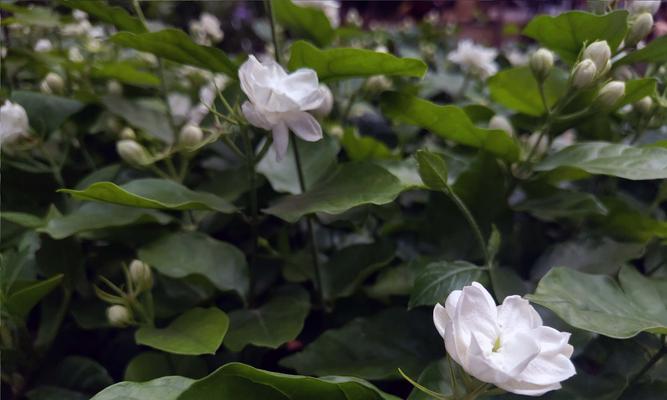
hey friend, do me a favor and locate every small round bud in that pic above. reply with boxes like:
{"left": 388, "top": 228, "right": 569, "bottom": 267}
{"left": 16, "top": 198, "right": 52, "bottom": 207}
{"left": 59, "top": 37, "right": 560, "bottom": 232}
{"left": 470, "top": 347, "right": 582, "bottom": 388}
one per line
{"left": 489, "top": 115, "right": 514, "bottom": 136}
{"left": 365, "top": 75, "right": 392, "bottom": 93}
{"left": 312, "top": 85, "right": 333, "bottom": 118}
{"left": 529, "top": 48, "right": 554, "bottom": 82}
{"left": 116, "top": 139, "right": 150, "bottom": 166}
{"left": 634, "top": 96, "right": 653, "bottom": 114}
{"left": 626, "top": 13, "right": 653, "bottom": 47}
{"left": 179, "top": 124, "right": 204, "bottom": 147}
{"left": 595, "top": 81, "right": 625, "bottom": 108}
{"left": 583, "top": 40, "right": 611, "bottom": 71}
{"left": 106, "top": 305, "right": 132, "bottom": 327}
{"left": 571, "top": 59, "right": 597, "bottom": 88}
{"left": 107, "top": 80, "right": 123, "bottom": 96}
{"left": 41, "top": 72, "right": 65, "bottom": 94}
{"left": 129, "top": 259, "right": 152, "bottom": 292}
{"left": 120, "top": 127, "right": 136, "bottom": 140}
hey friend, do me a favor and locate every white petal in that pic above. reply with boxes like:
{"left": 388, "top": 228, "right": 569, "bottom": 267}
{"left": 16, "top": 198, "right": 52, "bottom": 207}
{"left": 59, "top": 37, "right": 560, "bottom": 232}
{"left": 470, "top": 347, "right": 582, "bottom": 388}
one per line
{"left": 444, "top": 289, "right": 462, "bottom": 319}
{"left": 271, "top": 122, "right": 290, "bottom": 161}
{"left": 433, "top": 303, "right": 448, "bottom": 338}
{"left": 284, "top": 111, "right": 323, "bottom": 142}
{"left": 519, "top": 353, "right": 576, "bottom": 386}
{"left": 531, "top": 326, "right": 573, "bottom": 357}
{"left": 238, "top": 55, "right": 263, "bottom": 104}
{"left": 496, "top": 379, "right": 562, "bottom": 397}
{"left": 454, "top": 282, "right": 498, "bottom": 346}
{"left": 497, "top": 296, "right": 542, "bottom": 336}
{"left": 282, "top": 68, "right": 323, "bottom": 109}
{"left": 500, "top": 330, "right": 541, "bottom": 376}
{"left": 242, "top": 101, "right": 272, "bottom": 131}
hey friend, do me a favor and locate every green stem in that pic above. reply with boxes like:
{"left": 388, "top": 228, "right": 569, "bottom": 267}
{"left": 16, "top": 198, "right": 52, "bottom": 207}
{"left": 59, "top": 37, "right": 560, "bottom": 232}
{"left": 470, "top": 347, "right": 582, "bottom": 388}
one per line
{"left": 628, "top": 335, "right": 667, "bottom": 387}
{"left": 242, "top": 128, "right": 259, "bottom": 305}
{"left": 446, "top": 188, "right": 490, "bottom": 266}
{"left": 131, "top": 0, "right": 147, "bottom": 25}
{"left": 255, "top": 136, "right": 274, "bottom": 165}
{"left": 264, "top": 0, "right": 282, "bottom": 65}
{"left": 220, "top": 134, "right": 245, "bottom": 159}
{"left": 537, "top": 80, "right": 550, "bottom": 116}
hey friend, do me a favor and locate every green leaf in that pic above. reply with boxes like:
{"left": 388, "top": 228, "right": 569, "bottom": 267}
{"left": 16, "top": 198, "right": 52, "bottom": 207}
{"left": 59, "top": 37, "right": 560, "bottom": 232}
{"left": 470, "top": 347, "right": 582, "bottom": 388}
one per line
{"left": 341, "top": 129, "right": 394, "bottom": 161}
{"left": 523, "top": 10, "right": 628, "bottom": 63}
{"left": 6, "top": 274, "right": 63, "bottom": 319}
{"left": 225, "top": 286, "right": 310, "bottom": 352}
{"left": 535, "top": 142, "right": 667, "bottom": 180}
{"left": 10, "top": 91, "right": 84, "bottom": 135}
{"left": 513, "top": 189, "right": 608, "bottom": 221}
{"left": 488, "top": 66, "right": 567, "bottom": 116}
{"left": 616, "top": 36, "right": 667, "bottom": 66}
{"left": 110, "top": 29, "right": 237, "bottom": 78}
{"left": 415, "top": 149, "right": 449, "bottom": 192}
{"left": 1, "top": 211, "right": 45, "bottom": 228}
{"left": 124, "top": 352, "right": 208, "bottom": 382}
{"left": 409, "top": 261, "right": 484, "bottom": 308}
{"left": 39, "top": 203, "right": 171, "bottom": 240}
{"left": 274, "top": 0, "right": 334, "bottom": 46}
{"left": 60, "top": 179, "right": 235, "bottom": 213}
{"left": 288, "top": 41, "right": 427, "bottom": 81}
{"left": 257, "top": 135, "right": 339, "bottom": 195}
{"left": 59, "top": 0, "right": 146, "bottom": 34}
{"left": 91, "top": 376, "right": 194, "bottom": 400}
{"left": 322, "top": 240, "right": 395, "bottom": 301}
{"left": 101, "top": 96, "right": 173, "bottom": 142}
{"left": 380, "top": 92, "right": 520, "bottom": 161}
{"left": 91, "top": 62, "right": 160, "bottom": 86}
{"left": 263, "top": 162, "right": 412, "bottom": 223}
{"left": 616, "top": 78, "right": 657, "bottom": 109}
{"left": 527, "top": 266, "right": 667, "bottom": 338}
{"left": 26, "top": 386, "right": 88, "bottom": 400}
{"left": 280, "top": 308, "right": 441, "bottom": 380}
{"left": 135, "top": 307, "right": 229, "bottom": 355}
{"left": 0, "top": 4, "right": 61, "bottom": 27}
{"left": 138, "top": 231, "right": 249, "bottom": 300}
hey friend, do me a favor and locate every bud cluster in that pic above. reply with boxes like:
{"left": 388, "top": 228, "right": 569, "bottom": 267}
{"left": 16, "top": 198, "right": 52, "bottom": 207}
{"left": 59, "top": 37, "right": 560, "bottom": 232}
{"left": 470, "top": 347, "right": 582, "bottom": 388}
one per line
{"left": 95, "top": 259, "right": 154, "bottom": 328}
{"left": 571, "top": 41, "right": 611, "bottom": 89}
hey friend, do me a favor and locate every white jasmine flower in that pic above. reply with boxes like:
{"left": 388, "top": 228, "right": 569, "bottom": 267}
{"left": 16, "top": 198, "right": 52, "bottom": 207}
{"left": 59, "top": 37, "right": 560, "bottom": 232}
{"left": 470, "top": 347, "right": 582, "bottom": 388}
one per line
{"left": 168, "top": 93, "right": 193, "bottom": 123}
{"left": 627, "top": 0, "right": 661, "bottom": 15}
{"left": 293, "top": 0, "right": 340, "bottom": 27}
{"left": 434, "top": 282, "right": 575, "bottom": 396}
{"left": 190, "top": 12, "right": 224, "bottom": 45}
{"left": 34, "top": 39, "right": 53, "bottom": 52}
{"left": 448, "top": 39, "right": 499, "bottom": 79}
{"left": 0, "top": 100, "right": 30, "bottom": 146}
{"left": 239, "top": 55, "right": 326, "bottom": 160}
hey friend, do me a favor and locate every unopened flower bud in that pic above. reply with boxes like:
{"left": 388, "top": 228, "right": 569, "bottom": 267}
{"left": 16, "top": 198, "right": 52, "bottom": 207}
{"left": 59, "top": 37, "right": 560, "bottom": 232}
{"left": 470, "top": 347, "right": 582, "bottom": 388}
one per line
{"left": 626, "top": 13, "right": 653, "bottom": 47}
{"left": 116, "top": 139, "right": 150, "bottom": 166}
{"left": 120, "top": 127, "right": 136, "bottom": 140}
{"left": 179, "top": 124, "right": 204, "bottom": 147}
{"left": 129, "top": 259, "right": 152, "bottom": 291}
{"left": 365, "top": 75, "right": 392, "bottom": 93}
{"left": 571, "top": 59, "right": 597, "bottom": 88}
{"left": 583, "top": 41, "right": 611, "bottom": 71}
{"left": 489, "top": 115, "right": 514, "bottom": 136}
{"left": 106, "top": 305, "right": 132, "bottom": 327}
{"left": 634, "top": 96, "right": 653, "bottom": 114}
{"left": 41, "top": 72, "right": 65, "bottom": 94}
{"left": 313, "top": 85, "right": 334, "bottom": 117}
{"left": 107, "top": 80, "right": 123, "bottom": 95}
{"left": 595, "top": 81, "right": 625, "bottom": 108}
{"left": 529, "top": 48, "right": 554, "bottom": 82}
{"left": 628, "top": 0, "right": 661, "bottom": 15}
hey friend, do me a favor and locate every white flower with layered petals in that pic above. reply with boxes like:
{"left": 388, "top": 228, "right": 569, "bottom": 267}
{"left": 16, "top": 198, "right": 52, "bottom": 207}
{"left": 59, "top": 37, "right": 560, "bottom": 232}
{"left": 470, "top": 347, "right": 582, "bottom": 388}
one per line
{"left": 448, "top": 40, "right": 499, "bottom": 79}
{"left": 433, "top": 282, "right": 575, "bottom": 396}
{"left": 239, "top": 55, "right": 326, "bottom": 160}
{"left": 0, "top": 100, "right": 30, "bottom": 146}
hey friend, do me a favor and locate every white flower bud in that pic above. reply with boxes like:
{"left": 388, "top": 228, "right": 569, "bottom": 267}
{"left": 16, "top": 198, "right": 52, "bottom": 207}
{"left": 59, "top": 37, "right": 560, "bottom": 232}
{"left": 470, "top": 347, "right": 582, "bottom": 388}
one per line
{"left": 129, "top": 259, "right": 152, "bottom": 292}
{"left": 571, "top": 59, "right": 597, "bottom": 88}
{"left": 312, "top": 84, "right": 334, "bottom": 118}
{"left": 41, "top": 72, "right": 65, "bottom": 94}
{"left": 0, "top": 100, "right": 30, "bottom": 146}
{"left": 120, "top": 127, "right": 136, "bottom": 140}
{"left": 595, "top": 81, "right": 625, "bottom": 108}
{"left": 626, "top": 13, "right": 654, "bottom": 47}
{"left": 489, "top": 115, "right": 514, "bottom": 136}
{"left": 634, "top": 96, "right": 653, "bottom": 114}
{"left": 628, "top": 0, "right": 661, "bottom": 15}
{"left": 106, "top": 305, "right": 132, "bottom": 327}
{"left": 365, "top": 75, "right": 392, "bottom": 93}
{"left": 116, "top": 139, "right": 151, "bottom": 166}
{"left": 583, "top": 40, "right": 611, "bottom": 71}
{"left": 34, "top": 39, "right": 53, "bottom": 52}
{"left": 529, "top": 48, "right": 554, "bottom": 82}
{"left": 107, "top": 80, "right": 123, "bottom": 95}
{"left": 179, "top": 124, "right": 204, "bottom": 147}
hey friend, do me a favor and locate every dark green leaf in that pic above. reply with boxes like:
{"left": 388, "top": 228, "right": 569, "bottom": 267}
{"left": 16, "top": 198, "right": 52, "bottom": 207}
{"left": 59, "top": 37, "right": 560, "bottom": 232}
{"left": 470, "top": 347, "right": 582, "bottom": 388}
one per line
{"left": 10, "top": 91, "right": 84, "bottom": 135}
{"left": 341, "top": 129, "right": 395, "bottom": 161}
{"left": 91, "top": 376, "right": 193, "bottom": 400}
{"left": 513, "top": 189, "right": 608, "bottom": 221}
{"left": 381, "top": 92, "right": 520, "bottom": 161}
{"left": 409, "top": 261, "right": 484, "bottom": 308}
{"left": 288, "top": 41, "right": 427, "bottom": 81}
{"left": 6, "top": 274, "right": 63, "bottom": 319}
{"left": 124, "top": 352, "right": 208, "bottom": 382}
{"left": 415, "top": 149, "right": 449, "bottom": 192}
{"left": 135, "top": 307, "right": 229, "bottom": 355}
{"left": 274, "top": 0, "right": 334, "bottom": 46}
{"left": 60, "top": 179, "right": 235, "bottom": 213}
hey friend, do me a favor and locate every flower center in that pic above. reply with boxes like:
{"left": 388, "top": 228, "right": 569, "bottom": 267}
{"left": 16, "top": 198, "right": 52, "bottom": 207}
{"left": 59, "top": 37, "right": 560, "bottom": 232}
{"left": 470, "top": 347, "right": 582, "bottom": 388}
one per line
{"left": 492, "top": 336, "right": 502, "bottom": 353}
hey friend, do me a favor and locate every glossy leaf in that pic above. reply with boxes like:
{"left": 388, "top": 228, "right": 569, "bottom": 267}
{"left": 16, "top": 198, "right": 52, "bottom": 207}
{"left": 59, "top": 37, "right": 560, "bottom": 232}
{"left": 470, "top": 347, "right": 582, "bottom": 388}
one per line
{"left": 110, "top": 29, "right": 237, "bottom": 77}
{"left": 10, "top": 91, "right": 84, "bottom": 135}
{"left": 225, "top": 286, "right": 310, "bottom": 352}
{"left": 527, "top": 266, "right": 667, "bottom": 338}
{"left": 91, "top": 376, "right": 193, "bottom": 400}
{"left": 60, "top": 179, "right": 235, "bottom": 213}
{"left": 273, "top": 0, "right": 334, "bottom": 46}
{"left": 523, "top": 10, "right": 628, "bottom": 63}
{"left": 280, "top": 308, "right": 441, "bottom": 379}
{"left": 415, "top": 149, "right": 449, "bottom": 192}
{"left": 59, "top": 0, "right": 146, "bottom": 33}
{"left": 513, "top": 189, "right": 608, "bottom": 221}
{"left": 6, "top": 274, "right": 63, "bottom": 319}
{"left": 138, "top": 231, "right": 249, "bottom": 300}
{"left": 263, "top": 162, "right": 412, "bottom": 222}
{"left": 135, "top": 307, "right": 229, "bottom": 355}
{"left": 124, "top": 352, "right": 208, "bottom": 382}
{"left": 409, "top": 261, "right": 484, "bottom": 308}
{"left": 380, "top": 92, "right": 520, "bottom": 161}
{"left": 288, "top": 41, "right": 427, "bottom": 81}
{"left": 488, "top": 66, "right": 567, "bottom": 116}
{"left": 535, "top": 142, "right": 667, "bottom": 180}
